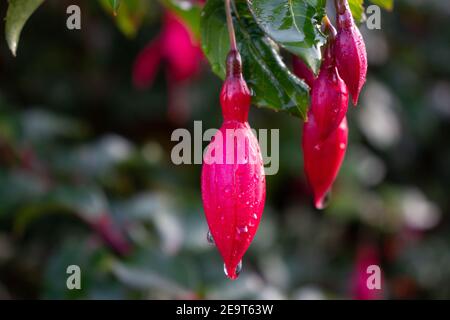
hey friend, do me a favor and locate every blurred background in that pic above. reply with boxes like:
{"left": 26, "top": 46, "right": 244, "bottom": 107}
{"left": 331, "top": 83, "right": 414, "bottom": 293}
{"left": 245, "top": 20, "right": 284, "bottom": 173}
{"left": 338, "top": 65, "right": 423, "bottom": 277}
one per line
{"left": 0, "top": 0, "right": 449, "bottom": 299}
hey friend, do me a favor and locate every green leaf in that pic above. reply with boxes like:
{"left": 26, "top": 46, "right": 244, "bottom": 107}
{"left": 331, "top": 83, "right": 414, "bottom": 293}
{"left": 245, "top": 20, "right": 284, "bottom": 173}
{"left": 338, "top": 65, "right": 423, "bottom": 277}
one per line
{"left": 5, "top": 0, "right": 45, "bottom": 56}
{"left": 247, "top": 0, "right": 326, "bottom": 74}
{"left": 201, "top": 0, "right": 310, "bottom": 119}
{"left": 109, "top": 0, "right": 121, "bottom": 15}
{"left": 13, "top": 185, "right": 109, "bottom": 234}
{"left": 161, "top": 0, "right": 202, "bottom": 40}
{"left": 99, "top": 0, "right": 149, "bottom": 38}
{"left": 348, "top": 0, "right": 365, "bottom": 23}
{"left": 370, "top": 0, "right": 393, "bottom": 11}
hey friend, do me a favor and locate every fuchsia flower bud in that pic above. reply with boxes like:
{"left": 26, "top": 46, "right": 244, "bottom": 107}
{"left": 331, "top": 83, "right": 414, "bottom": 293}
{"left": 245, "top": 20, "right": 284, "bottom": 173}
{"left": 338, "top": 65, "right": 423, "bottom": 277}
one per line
{"left": 201, "top": 50, "right": 266, "bottom": 279}
{"left": 132, "top": 11, "right": 203, "bottom": 123}
{"left": 302, "top": 115, "right": 348, "bottom": 209}
{"left": 132, "top": 11, "right": 202, "bottom": 88}
{"left": 310, "top": 42, "right": 349, "bottom": 140}
{"left": 334, "top": 0, "right": 367, "bottom": 106}
{"left": 300, "top": 17, "right": 350, "bottom": 209}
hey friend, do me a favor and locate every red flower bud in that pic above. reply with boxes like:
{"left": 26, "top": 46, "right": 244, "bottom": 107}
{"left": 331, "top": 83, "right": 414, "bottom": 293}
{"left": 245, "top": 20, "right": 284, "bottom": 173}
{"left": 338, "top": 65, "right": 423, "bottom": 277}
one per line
{"left": 302, "top": 114, "right": 348, "bottom": 209}
{"left": 310, "top": 43, "right": 349, "bottom": 140}
{"left": 201, "top": 50, "right": 266, "bottom": 279}
{"left": 334, "top": 0, "right": 367, "bottom": 105}
{"left": 132, "top": 11, "right": 202, "bottom": 88}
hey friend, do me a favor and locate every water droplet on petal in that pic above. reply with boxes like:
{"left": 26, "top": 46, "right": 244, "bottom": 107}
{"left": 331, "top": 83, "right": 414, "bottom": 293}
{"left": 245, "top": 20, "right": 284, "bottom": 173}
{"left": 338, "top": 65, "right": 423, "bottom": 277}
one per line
{"left": 223, "top": 260, "right": 243, "bottom": 279}
{"left": 223, "top": 264, "right": 229, "bottom": 278}
{"left": 206, "top": 230, "right": 215, "bottom": 245}
{"left": 236, "top": 260, "right": 242, "bottom": 276}
{"left": 236, "top": 225, "right": 248, "bottom": 234}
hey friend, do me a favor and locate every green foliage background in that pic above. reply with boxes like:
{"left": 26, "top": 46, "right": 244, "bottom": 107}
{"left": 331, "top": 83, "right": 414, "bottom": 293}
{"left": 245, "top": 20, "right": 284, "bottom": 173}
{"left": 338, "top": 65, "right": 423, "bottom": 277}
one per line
{"left": 0, "top": 0, "right": 449, "bottom": 299}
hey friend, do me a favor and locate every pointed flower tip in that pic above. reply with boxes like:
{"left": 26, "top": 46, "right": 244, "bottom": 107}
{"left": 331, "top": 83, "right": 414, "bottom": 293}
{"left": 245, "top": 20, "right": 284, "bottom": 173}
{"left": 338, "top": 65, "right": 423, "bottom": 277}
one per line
{"left": 225, "top": 267, "right": 238, "bottom": 280}
{"left": 227, "top": 274, "right": 238, "bottom": 280}
{"left": 352, "top": 94, "right": 360, "bottom": 106}
{"left": 314, "top": 196, "right": 327, "bottom": 210}
{"left": 314, "top": 200, "right": 324, "bottom": 210}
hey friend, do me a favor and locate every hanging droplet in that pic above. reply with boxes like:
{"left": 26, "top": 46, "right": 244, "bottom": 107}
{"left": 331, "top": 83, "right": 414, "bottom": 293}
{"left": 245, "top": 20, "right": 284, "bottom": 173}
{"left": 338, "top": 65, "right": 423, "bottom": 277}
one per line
{"left": 206, "top": 230, "right": 215, "bottom": 245}
{"left": 223, "top": 260, "right": 243, "bottom": 279}
{"left": 316, "top": 190, "right": 332, "bottom": 210}
{"left": 235, "top": 260, "right": 243, "bottom": 275}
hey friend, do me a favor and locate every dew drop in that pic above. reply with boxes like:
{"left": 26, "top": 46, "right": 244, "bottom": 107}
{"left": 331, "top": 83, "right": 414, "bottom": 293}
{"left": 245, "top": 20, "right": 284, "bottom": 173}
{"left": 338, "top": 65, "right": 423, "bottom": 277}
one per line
{"left": 206, "top": 230, "right": 215, "bottom": 245}
{"left": 236, "top": 225, "right": 248, "bottom": 234}
{"left": 223, "top": 260, "right": 243, "bottom": 279}
{"left": 236, "top": 260, "right": 243, "bottom": 275}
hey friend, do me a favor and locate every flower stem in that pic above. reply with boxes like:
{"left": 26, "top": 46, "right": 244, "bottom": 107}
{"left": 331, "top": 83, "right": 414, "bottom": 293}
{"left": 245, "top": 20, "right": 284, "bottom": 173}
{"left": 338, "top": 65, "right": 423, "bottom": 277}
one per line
{"left": 334, "top": 0, "right": 347, "bottom": 15}
{"left": 225, "top": 0, "right": 237, "bottom": 51}
{"left": 322, "top": 16, "right": 337, "bottom": 40}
